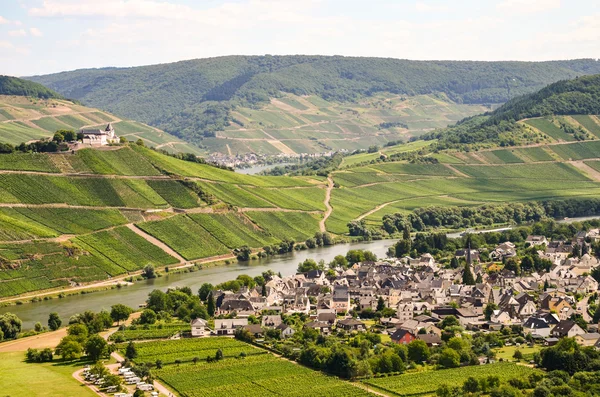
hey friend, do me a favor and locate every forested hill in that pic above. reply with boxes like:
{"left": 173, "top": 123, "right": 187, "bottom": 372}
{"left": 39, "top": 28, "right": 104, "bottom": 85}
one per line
{"left": 424, "top": 73, "right": 600, "bottom": 148}
{"left": 485, "top": 74, "right": 600, "bottom": 124}
{"left": 0, "top": 75, "right": 63, "bottom": 99}
{"left": 27, "top": 56, "right": 600, "bottom": 144}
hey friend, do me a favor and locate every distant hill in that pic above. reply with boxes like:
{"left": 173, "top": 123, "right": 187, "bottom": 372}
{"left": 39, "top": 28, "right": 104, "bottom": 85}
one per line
{"left": 27, "top": 56, "right": 600, "bottom": 149}
{"left": 424, "top": 74, "right": 600, "bottom": 148}
{"left": 0, "top": 94, "right": 201, "bottom": 154}
{"left": 0, "top": 75, "right": 63, "bottom": 99}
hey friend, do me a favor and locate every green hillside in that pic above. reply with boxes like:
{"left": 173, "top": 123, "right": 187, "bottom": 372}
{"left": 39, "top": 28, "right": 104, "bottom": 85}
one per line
{"left": 424, "top": 74, "right": 600, "bottom": 148}
{"left": 0, "top": 75, "right": 62, "bottom": 99}
{"left": 0, "top": 94, "right": 201, "bottom": 154}
{"left": 28, "top": 56, "right": 600, "bottom": 151}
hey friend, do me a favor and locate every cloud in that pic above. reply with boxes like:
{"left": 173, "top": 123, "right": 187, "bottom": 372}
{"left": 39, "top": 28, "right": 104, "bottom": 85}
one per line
{"left": 0, "top": 16, "right": 8, "bottom": 24}
{"left": 30, "top": 27, "right": 43, "bottom": 37}
{"left": 0, "top": 41, "right": 13, "bottom": 49}
{"left": 8, "top": 29, "right": 27, "bottom": 37}
{"left": 497, "top": 0, "right": 561, "bottom": 14}
{"left": 415, "top": 2, "right": 448, "bottom": 12}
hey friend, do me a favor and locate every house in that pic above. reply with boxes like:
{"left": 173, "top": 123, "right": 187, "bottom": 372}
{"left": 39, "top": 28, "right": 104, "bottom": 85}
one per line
{"left": 396, "top": 303, "right": 414, "bottom": 322}
{"left": 332, "top": 286, "right": 351, "bottom": 314}
{"left": 551, "top": 320, "right": 586, "bottom": 338}
{"left": 337, "top": 318, "right": 366, "bottom": 332}
{"left": 317, "top": 312, "right": 337, "bottom": 325}
{"left": 390, "top": 329, "right": 416, "bottom": 345}
{"left": 243, "top": 324, "right": 264, "bottom": 338}
{"left": 523, "top": 316, "right": 552, "bottom": 337}
{"left": 213, "top": 318, "right": 248, "bottom": 335}
{"left": 304, "top": 321, "right": 332, "bottom": 335}
{"left": 276, "top": 323, "right": 295, "bottom": 338}
{"left": 190, "top": 318, "right": 209, "bottom": 337}
{"left": 575, "top": 333, "right": 600, "bottom": 347}
{"left": 416, "top": 333, "right": 442, "bottom": 347}
{"left": 526, "top": 235, "right": 549, "bottom": 246}
{"left": 217, "top": 299, "right": 255, "bottom": 316}
{"left": 81, "top": 123, "right": 118, "bottom": 146}
{"left": 261, "top": 315, "right": 282, "bottom": 328}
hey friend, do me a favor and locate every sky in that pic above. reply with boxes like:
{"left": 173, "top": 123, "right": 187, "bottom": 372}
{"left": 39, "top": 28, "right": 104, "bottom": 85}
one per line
{"left": 0, "top": 0, "right": 599, "bottom": 76}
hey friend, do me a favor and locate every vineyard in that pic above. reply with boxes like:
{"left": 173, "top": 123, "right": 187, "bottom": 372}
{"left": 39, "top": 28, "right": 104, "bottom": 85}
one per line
{"left": 156, "top": 353, "right": 376, "bottom": 397}
{"left": 363, "top": 363, "right": 542, "bottom": 396}
{"left": 108, "top": 323, "right": 191, "bottom": 341}
{"left": 129, "top": 337, "right": 261, "bottom": 364}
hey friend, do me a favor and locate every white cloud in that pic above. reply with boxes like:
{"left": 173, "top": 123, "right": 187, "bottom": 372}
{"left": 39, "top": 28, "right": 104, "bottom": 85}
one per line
{"left": 0, "top": 41, "right": 13, "bottom": 49}
{"left": 8, "top": 29, "right": 27, "bottom": 37}
{"left": 497, "top": 0, "right": 561, "bottom": 14}
{"left": 415, "top": 2, "right": 448, "bottom": 12}
{"left": 0, "top": 16, "right": 8, "bottom": 24}
{"left": 30, "top": 27, "right": 43, "bottom": 37}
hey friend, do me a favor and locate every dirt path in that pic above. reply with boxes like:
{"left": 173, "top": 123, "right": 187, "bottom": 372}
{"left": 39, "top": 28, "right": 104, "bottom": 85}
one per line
{"left": 126, "top": 224, "right": 186, "bottom": 264}
{"left": 320, "top": 176, "right": 334, "bottom": 232}
{"left": 444, "top": 163, "right": 470, "bottom": 177}
{"left": 73, "top": 367, "right": 109, "bottom": 397}
{"left": 356, "top": 200, "right": 401, "bottom": 221}
{"left": 0, "top": 328, "right": 67, "bottom": 352}
{"left": 569, "top": 161, "right": 600, "bottom": 182}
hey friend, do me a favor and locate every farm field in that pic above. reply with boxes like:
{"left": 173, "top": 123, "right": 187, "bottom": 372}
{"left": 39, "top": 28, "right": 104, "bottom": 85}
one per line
{"left": 156, "top": 352, "right": 375, "bottom": 397}
{"left": 363, "top": 362, "right": 542, "bottom": 396}
{"left": 0, "top": 352, "right": 96, "bottom": 397}
{"left": 246, "top": 211, "right": 321, "bottom": 241}
{"left": 524, "top": 118, "right": 576, "bottom": 142}
{"left": 129, "top": 337, "right": 261, "bottom": 364}
{"left": 109, "top": 323, "right": 192, "bottom": 341}
{"left": 210, "top": 93, "right": 486, "bottom": 155}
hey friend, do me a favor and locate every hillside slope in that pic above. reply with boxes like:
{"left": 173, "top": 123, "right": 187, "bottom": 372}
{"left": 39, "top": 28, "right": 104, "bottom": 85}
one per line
{"left": 28, "top": 56, "right": 600, "bottom": 148}
{"left": 424, "top": 74, "right": 600, "bottom": 148}
{"left": 0, "top": 75, "right": 62, "bottom": 99}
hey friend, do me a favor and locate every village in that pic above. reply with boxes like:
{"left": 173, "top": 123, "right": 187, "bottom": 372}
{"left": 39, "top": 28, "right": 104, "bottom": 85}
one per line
{"left": 187, "top": 228, "right": 600, "bottom": 350}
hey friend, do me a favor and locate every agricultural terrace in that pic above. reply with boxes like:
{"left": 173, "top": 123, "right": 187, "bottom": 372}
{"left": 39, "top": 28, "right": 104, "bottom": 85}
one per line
{"left": 363, "top": 362, "right": 542, "bottom": 396}
{"left": 207, "top": 92, "right": 484, "bottom": 156}
{"left": 156, "top": 353, "right": 376, "bottom": 397}
{"left": 0, "top": 95, "right": 199, "bottom": 152}
{"left": 109, "top": 323, "right": 191, "bottom": 342}
{"left": 329, "top": 138, "right": 600, "bottom": 234}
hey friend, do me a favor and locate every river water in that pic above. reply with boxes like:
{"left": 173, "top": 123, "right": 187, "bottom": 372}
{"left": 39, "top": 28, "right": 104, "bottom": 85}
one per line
{"left": 1, "top": 239, "right": 396, "bottom": 329}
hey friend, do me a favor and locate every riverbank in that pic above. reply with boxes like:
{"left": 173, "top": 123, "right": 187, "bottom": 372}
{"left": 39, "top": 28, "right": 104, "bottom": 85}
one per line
{"left": 0, "top": 238, "right": 397, "bottom": 329}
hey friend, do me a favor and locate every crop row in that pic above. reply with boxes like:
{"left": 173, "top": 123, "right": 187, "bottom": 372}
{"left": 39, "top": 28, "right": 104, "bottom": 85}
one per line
{"left": 156, "top": 354, "right": 374, "bottom": 397}
{"left": 363, "top": 362, "right": 541, "bottom": 396}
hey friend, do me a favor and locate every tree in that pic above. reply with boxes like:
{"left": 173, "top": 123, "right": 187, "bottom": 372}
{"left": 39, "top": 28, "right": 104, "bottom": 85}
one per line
{"left": 147, "top": 290, "right": 168, "bottom": 312}
{"left": 142, "top": 264, "right": 156, "bottom": 279}
{"left": 463, "top": 262, "right": 475, "bottom": 285}
{"left": 139, "top": 309, "right": 157, "bottom": 325}
{"left": 330, "top": 255, "right": 349, "bottom": 269}
{"left": 85, "top": 334, "right": 108, "bottom": 361}
{"left": 56, "top": 338, "right": 83, "bottom": 361}
{"left": 215, "top": 348, "right": 223, "bottom": 361}
{"left": 48, "top": 312, "right": 62, "bottom": 331}
{"left": 463, "top": 377, "right": 480, "bottom": 393}
{"left": 393, "top": 239, "right": 412, "bottom": 257}
{"left": 297, "top": 259, "right": 322, "bottom": 273}
{"left": 34, "top": 322, "right": 43, "bottom": 332}
{"left": 407, "top": 340, "right": 430, "bottom": 363}
{"left": 513, "top": 349, "right": 523, "bottom": 361}
{"left": 125, "top": 341, "right": 137, "bottom": 360}
{"left": 440, "top": 315, "right": 460, "bottom": 329}
{"left": 450, "top": 257, "right": 460, "bottom": 268}
{"left": 376, "top": 297, "right": 386, "bottom": 312}
{"left": 207, "top": 292, "right": 215, "bottom": 317}
{"left": 110, "top": 304, "right": 133, "bottom": 325}
{"left": 484, "top": 303, "right": 498, "bottom": 321}
{"left": 0, "top": 312, "right": 22, "bottom": 340}
{"left": 67, "top": 323, "right": 89, "bottom": 343}
{"left": 439, "top": 348, "right": 461, "bottom": 368}
{"left": 198, "top": 283, "right": 213, "bottom": 301}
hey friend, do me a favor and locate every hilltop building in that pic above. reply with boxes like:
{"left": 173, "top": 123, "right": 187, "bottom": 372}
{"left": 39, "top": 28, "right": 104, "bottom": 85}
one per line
{"left": 80, "top": 123, "right": 118, "bottom": 146}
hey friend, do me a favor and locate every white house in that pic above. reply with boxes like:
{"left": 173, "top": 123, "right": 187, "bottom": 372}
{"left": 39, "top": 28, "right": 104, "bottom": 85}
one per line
{"left": 213, "top": 318, "right": 248, "bottom": 335}
{"left": 81, "top": 123, "right": 118, "bottom": 146}
{"left": 190, "top": 318, "right": 209, "bottom": 337}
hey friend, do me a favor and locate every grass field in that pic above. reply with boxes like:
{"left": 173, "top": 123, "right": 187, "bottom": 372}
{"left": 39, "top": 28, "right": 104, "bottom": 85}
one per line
{"left": 363, "top": 362, "right": 541, "bottom": 396}
{"left": 155, "top": 351, "right": 375, "bottom": 397}
{"left": 0, "top": 352, "right": 96, "bottom": 397}
{"left": 524, "top": 118, "right": 576, "bottom": 142}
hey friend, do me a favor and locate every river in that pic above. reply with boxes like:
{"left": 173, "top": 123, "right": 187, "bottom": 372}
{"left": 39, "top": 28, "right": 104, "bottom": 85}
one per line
{"left": 1, "top": 239, "right": 397, "bottom": 329}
